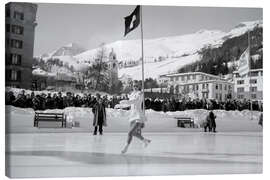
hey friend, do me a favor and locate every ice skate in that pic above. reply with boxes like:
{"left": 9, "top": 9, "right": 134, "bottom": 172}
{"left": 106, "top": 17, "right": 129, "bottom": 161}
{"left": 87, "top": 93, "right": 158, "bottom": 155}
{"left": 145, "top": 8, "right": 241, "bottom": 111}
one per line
{"left": 121, "top": 144, "right": 129, "bottom": 154}
{"left": 143, "top": 139, "right": 151, "bottom": 148}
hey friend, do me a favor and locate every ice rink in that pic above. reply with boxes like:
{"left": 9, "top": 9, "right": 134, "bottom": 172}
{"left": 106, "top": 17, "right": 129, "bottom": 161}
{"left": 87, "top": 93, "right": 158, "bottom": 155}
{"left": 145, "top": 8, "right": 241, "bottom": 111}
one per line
{"left": 6, "top": 131, "right": 262, "bottom": 178}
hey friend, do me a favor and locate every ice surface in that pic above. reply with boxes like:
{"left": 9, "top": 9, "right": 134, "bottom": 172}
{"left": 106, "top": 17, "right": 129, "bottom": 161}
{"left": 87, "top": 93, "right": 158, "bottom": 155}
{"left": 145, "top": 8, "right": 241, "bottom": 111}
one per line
{"left": 5, "top": 132, "right": 262, "bottom": 178}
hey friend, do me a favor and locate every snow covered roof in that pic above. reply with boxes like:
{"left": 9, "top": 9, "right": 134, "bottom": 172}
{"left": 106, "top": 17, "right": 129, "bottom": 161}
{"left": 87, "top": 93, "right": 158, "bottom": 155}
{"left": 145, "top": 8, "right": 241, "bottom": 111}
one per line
{"left": 32, "top": 68, "right": 55, "bottom": 77}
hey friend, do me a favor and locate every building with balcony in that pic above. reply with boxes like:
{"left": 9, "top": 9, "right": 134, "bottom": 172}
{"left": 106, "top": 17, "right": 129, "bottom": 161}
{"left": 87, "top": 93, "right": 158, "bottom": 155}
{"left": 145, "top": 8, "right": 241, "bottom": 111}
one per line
{"left": 5, "top": 2, "right": 37, "bottom": 89}
{"left": 158, "top": 72, "right": 234, "bottom": 101}
{"left": 233, "top": 68, "right": 263, "bottom": 101}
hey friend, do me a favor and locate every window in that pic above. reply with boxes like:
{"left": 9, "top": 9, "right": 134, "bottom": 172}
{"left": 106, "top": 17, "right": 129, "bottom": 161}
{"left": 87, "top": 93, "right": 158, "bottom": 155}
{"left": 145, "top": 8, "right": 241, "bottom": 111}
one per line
{"left": 219, "top": 84, "right": 222, "bottom": 90}
{"left": 237, "top": 80, "right": 244, "bottom": 84}
{"left": 250, "top": 87, "right": 257, "bottom": 92}
{"left": 6, "top": 24, "right": 10, "bottom": 32}
{"left": 202, "top": 83, "right": 205, "bottom": 89}
{"left": 6, "top": 7, "right": 10, "bottom": 17}
{"left": 224, "top": 85, "right": 227, "bottom": 90}
{"left": 6, "top": 38, "right": 10, "bottom": 46}
{"left": 11, "top": 39, "right": 23, "bottom": 49}
{"left": 175, "top": 77, "right": 179, "bottom": 81}
{"left": 250, "top": 79, "right": 257, "bottom": 84}
{"left": 13, "top": 11, "right": 24, "bottom": 20}
{"left": 238, "top": 94, "right": 244, "bottom": 99}
{"left": 11, "top": 54, "right": 22, "bottom": 65}
{"left": 192, "top": 75, "right": 196, "bottom": 80}
{"left": 170, "top": 77, "right": 173, "bottom": 81}
{"left": 251, "top": 94, "right": 257, "bottom": 99}
{"left": 216, "top": 84, "right": 218, "bottom": 90}
{"left": 250, "top": 72, "right": 258, "bottom": 77}
{"left": 11, "top": 25, "right": 24, "bottom": 35}
{"left": 216, "top": 93, "right": 218, "bottom": 99}
{"left": 237, "top": 87, "right": 244, "bottom": 93}
{"left": 196, "top": 84, "right": 199, "bottom": 90}
{"left": 9, "top": 70, "right": 21, "bottom": 81}
{"left": 181, "top": 76, "right": 184, "bottom": 81}
{"left": 187, "top": 75, "right": 190, "bottom": 80}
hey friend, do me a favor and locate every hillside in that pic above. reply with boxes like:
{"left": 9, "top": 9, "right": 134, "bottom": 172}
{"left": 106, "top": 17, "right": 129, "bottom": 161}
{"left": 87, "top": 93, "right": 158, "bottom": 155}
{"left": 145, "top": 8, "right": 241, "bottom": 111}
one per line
{"left": 178, "top": 25, "right": 263, "bottom": 75}
{"left": 35, "top": 20, "right": 262, "bottom": 80}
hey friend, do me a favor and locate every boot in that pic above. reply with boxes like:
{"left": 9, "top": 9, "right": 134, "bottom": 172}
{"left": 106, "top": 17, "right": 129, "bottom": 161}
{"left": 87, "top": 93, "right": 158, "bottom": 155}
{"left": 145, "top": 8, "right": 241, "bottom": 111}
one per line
{"left": 143, "top": 139, "right": 151, "bottom": 148}
{"left": 121, "top": 144, "right": 129, "bottom": 154}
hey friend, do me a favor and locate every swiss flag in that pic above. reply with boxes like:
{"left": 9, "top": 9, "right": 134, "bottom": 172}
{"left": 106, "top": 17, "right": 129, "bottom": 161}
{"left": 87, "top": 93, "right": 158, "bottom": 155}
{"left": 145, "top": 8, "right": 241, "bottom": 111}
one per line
{"left": 124, "top": 5, "right": 140, "bottom": 36}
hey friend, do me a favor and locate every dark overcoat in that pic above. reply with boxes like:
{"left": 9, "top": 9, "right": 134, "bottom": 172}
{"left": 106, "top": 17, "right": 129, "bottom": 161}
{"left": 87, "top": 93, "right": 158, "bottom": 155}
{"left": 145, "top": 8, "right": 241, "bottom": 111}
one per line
{"left": 92, "top": 102, "right": 107, "bottom": 127}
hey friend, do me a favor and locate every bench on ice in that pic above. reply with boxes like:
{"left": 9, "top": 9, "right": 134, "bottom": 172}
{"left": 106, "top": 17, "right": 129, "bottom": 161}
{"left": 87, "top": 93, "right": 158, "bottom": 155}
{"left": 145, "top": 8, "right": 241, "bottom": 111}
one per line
{"left": 174, "top": 116, "right": 195, "bottom": 128}
{"left": 34, "top": 112, "right": 67, "bottom": 128}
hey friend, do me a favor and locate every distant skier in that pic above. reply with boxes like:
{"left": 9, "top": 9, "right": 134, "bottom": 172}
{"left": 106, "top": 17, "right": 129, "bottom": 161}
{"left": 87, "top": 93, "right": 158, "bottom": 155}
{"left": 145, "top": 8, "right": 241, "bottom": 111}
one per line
{"left": 120, "top": 82, "right": 151, "bottom": 154}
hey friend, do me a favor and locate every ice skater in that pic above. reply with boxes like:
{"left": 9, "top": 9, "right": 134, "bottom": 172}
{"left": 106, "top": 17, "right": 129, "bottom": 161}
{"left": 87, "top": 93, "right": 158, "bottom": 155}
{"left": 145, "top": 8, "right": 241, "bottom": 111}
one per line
{"left": 120, "top": 82, "right": 151, "bottom": 154}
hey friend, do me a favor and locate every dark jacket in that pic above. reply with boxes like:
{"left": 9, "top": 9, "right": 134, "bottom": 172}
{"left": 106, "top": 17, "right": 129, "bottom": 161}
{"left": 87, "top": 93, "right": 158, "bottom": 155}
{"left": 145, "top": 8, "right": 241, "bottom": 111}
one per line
{"left": 92, "top": 101, "right": 107, "bottom": 127}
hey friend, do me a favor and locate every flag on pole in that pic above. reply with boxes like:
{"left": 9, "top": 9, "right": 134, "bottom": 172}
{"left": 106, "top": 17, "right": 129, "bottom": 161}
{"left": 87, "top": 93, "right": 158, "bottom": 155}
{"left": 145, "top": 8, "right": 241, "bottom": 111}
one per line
{"left": 238, "top": 47, "right": 250, "bottom": 76}
{"left": 124, "top": 5, "right": 140, "bottom": 36}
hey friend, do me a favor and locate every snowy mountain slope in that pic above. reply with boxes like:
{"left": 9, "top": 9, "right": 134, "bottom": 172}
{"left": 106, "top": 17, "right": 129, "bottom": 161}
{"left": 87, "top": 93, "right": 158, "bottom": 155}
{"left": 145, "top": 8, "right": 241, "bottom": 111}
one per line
{"left": 37, "top": 20, "right": 262, "bottom": 79}
{"left": 75, "top": 29, "right": 226, "bottom": 63}
{"left": 119, "top": 53, "right": 200, "bottom": 80}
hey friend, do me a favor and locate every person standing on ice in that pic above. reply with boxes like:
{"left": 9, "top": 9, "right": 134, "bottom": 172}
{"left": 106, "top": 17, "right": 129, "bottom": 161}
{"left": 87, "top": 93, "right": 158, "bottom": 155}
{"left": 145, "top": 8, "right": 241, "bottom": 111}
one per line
{"left": 120, "top": 82, "right": 151, "bottom": 154}
{"left": 92, "top": 93, "right": 107, "bottom": 135}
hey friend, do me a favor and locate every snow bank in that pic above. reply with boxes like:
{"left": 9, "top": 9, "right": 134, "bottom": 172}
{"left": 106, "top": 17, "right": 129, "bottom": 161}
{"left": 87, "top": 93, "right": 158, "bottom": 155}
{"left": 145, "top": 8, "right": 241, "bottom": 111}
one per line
{"left": 6, "top": 105, "right": 262, "bottom": 133}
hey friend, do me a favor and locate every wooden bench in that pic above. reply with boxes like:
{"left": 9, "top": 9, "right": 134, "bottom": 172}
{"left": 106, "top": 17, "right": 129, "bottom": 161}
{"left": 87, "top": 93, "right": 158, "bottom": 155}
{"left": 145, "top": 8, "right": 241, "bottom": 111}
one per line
{"left": 34, "top": 112, "right": 67, "bottom": 128}
{"left": 175, "top": 116, "right": 195, "bottom": 128}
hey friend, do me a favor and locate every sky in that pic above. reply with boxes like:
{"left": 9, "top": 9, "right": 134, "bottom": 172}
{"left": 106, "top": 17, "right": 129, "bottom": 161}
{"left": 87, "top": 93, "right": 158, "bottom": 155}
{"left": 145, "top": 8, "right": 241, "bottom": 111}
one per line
{"left": 34, "top": 3, "right": 262, "bottom": 56}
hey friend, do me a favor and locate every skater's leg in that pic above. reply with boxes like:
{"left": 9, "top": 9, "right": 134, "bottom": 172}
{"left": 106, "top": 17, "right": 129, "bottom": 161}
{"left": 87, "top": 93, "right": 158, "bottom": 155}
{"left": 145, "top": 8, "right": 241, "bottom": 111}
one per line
{"left": 121, "top": 122, "right": 137, "bottom": 154}
{"left": 133, "top": 123, "right": 151, "bottom": 147}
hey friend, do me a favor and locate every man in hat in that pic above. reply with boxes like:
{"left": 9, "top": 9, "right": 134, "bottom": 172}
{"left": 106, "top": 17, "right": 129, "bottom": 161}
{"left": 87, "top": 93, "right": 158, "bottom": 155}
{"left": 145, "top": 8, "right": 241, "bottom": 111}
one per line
{"left": 92, "top": 93, "right": 107, "bottom": 135}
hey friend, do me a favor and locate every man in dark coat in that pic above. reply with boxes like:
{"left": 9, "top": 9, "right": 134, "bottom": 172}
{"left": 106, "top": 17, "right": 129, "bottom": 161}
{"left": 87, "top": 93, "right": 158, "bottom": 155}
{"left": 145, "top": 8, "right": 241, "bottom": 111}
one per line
{"left": 208, "top": 111, "right": 217, "bottom": 132}
{"left": 92, "top": 94, "right": 107, "bottom": 135}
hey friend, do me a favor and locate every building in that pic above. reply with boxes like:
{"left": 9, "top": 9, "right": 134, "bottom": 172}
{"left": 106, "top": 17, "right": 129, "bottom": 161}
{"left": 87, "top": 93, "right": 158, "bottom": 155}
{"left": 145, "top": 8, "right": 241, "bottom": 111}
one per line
{"left": 233, "top": 68, "right": 263, "bottom": 100}
{"left": 159, "top": 72, "right": 234, "bottom": 101}
{"left": 5, "top": 2, "right": 38, "bottom": 89}
{"left": 107, "top": 49, "right": 119, "bottom": 87}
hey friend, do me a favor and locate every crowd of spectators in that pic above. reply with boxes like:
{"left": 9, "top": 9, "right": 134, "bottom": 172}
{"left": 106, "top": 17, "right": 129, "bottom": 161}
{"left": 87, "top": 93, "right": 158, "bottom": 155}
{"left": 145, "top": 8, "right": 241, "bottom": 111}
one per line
{"left": 5, "top": 90, "right": 263, "bottom": 112}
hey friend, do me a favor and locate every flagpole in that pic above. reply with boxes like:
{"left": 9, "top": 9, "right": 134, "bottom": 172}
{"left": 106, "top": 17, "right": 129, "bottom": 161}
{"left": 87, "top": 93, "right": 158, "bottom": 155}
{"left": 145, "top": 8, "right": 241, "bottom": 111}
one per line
{"left": 248, "top": 30, "right": 253, "bottom": 120}
{"left": 140, "top": 5, "right": 145, "bottom": 114}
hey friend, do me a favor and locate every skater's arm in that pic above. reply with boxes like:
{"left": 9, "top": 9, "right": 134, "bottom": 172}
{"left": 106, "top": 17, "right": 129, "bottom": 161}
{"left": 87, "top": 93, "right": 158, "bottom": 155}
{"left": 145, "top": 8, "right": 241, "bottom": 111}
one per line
{"left": 120, "top": 92, "right": 142, "bottom": 105}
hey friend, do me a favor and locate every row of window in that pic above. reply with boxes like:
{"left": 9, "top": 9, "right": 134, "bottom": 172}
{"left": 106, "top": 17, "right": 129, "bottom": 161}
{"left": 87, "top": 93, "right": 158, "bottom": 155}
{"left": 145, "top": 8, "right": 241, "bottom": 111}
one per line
{"left": 237, "top": 79, "right": 257, "bottom": 84}
{"left": 237, "top": 94, "right": 257, "bottom": 99}
{"left": 6, "top": 38, "right": 23, "bottom": 49}
{"left": 6, "top": 8, "right": 24, "bottom": 20}
{"left": 170, "top": 75, "right": 215, "bottom": 82}
{"left": 6, "top": 69, "right": 21, "bottom": 81}
{"left": 6, "top": 24, "right": 24, "bottom": 35}
{"left": 215, "top": 84, "right": 232, "bottom": 91}
{"left": 6, "top": 53, "right": 22, "bottom": 65}
{"left": 237, "top": 87, "right": 258, "bottom": 93}
{"left": 235, "top": 71, "right": 263, "bottom": 78}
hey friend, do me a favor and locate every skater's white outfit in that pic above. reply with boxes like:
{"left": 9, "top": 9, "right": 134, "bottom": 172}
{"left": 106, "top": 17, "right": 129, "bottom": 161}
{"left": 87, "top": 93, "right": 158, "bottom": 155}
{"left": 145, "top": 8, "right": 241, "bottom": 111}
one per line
{"left": 120, "top": 90, "right": 150, "bottom": 154}
{"left": 120, "top": 90, "right": 146, "bottom": 123}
